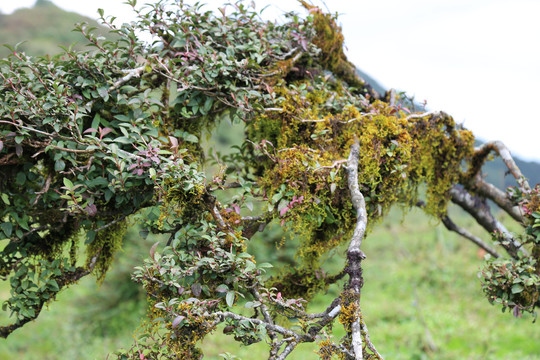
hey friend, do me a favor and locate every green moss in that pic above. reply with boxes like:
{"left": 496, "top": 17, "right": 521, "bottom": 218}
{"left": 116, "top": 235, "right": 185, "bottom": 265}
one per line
{"left": 244, "top": 78, "right": 474, "bottom": 297}
{"left": 86, "top": 218, "right": 128, "bottom": 283}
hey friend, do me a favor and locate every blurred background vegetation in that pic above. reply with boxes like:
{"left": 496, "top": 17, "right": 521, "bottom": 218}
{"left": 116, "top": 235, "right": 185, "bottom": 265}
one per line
{"left": 0, "top": 0, "right": 110, "bottom": 58}
{"left": 1, "top": 1, "right": 539, "bottom": 359}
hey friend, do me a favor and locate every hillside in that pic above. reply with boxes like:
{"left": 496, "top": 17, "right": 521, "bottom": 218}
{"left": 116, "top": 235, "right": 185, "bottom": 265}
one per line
{"left": 0, "top": 0, "right": 110, "bottom": 58}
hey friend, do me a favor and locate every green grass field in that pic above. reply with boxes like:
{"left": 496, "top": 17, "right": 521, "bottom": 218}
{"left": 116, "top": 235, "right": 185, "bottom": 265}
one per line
{"left": 1, "top": 208, "right": 539, "bottom": 359}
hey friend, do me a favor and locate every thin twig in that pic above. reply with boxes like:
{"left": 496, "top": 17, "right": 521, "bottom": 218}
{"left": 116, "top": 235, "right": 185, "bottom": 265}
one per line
{"left": 441, "top": 215, "right": 501, "bottom": 258}
{"left": 360, "top": 313, "right": 384, "bottom": 359}
{"left": 276, "top": 341, "right": 297, "bottom": 360}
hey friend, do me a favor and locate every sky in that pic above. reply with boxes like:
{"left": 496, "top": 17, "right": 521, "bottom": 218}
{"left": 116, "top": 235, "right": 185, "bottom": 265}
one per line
{"left": 1, "top": 0, "right": 539, "bottom": 162}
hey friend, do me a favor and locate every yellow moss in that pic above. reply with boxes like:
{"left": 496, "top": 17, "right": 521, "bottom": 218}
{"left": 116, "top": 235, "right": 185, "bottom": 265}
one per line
{"left": 317, "top": 339, "right": 342, "bottom": 360}
{"left": 267, "top": 267, "right": 329, "bottom": 301}
{"left": 338, "top": 290, "right": 360, "bottom": 332}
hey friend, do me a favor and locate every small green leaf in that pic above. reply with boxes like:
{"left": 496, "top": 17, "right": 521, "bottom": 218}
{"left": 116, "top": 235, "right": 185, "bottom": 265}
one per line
{"left": 55, "top": 160, "right": 66, "bottom": 172}
{"left": 226, "top": 291, "right": 235, "bottom": 307}
{"left": 1, "top": 193, "right": 10, "bottom": 205}
{"left": 511, "top": 284, "right": 524, "bottom": 294}
{"left": 85, "top": 230, "right": 96, "bottom": 244}
{"left": 1, "top": 222, "right": 13, "bottom": 237}
{"left": 16, "top": 172, "right": 26, "bottom": 185}
{"left": 185, "top": 134, "right": 198, "bottom": 143}
{"left": 63, "top": 178, "right": 73, "bottom": 189}
{"left": 272, "top": 193, "right": 282, "bottom": 203}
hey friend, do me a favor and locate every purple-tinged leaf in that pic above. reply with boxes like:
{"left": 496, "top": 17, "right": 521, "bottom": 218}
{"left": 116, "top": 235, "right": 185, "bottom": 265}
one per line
{"left": 85, "top": 204, "right": 98, "bottom": 217}
{"left": 15, "top": 144, "right": 22, "bottom": 157}
{"left": 169, "top": 136, "right": 178, "bottom": 148}
{"left": 513, "top": 305, "right": 522, "bottom": 318}
{"left": 191, "top": 283, "right": 202, "bottom": 297}
{"left": 172, "top": 315, "right": 185, "bottom": 328}
{"left": 100, "top": 127, "right": 114, "bottom": 137}
{"left": 84, "top": 128, "right": 98, "bottom": 134}
{"left": 216, "top": 284, "right": 229, "bottom": 293}
{"left": 149, "top": 241, "right": 160, "bottom": 261}
{"left": 279, "top": 206, "right": 289, "bottom": 217}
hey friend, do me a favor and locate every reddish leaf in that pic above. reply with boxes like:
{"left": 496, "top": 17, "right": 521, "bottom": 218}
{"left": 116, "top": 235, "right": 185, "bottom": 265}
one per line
{"left": 83, "top": 128, "right": 97, "bottom": 134}
{"left": 149, "top": 241, "right": 160, "bottom": 261}
{"left": 169, "top": 136, "right": 178, "bottom": 148}
{"left": 100, "top": 127, "right": 114, "bottom": 137}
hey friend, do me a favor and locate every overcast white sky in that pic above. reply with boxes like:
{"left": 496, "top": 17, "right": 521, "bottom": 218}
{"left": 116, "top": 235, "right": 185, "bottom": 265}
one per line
{"left": 2, "top": 0, "right": 539, "bottom": 162}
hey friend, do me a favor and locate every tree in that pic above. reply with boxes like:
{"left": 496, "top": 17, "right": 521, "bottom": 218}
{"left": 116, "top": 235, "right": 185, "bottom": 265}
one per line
{"left": 0, "top": 1, "right": 538, "bottom": 359}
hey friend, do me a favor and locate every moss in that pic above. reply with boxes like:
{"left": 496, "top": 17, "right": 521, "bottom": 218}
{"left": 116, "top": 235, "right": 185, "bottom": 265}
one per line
{"left": 157, "top": 181, "right": 206, "bottom": 229}
{"left": 244, "top": 73, "right": 474, "bottom": 298}
{"left": 338, "top": 290, "right": 360, "bottom": 333}
{"left": 267, "top": 268, "right": 329, "bottom": 301}
{"left": 86, "top": 218, "right": 127, "bottom": 283}
{"left": 317, "top": 339, "right": 342, "bottom": 360}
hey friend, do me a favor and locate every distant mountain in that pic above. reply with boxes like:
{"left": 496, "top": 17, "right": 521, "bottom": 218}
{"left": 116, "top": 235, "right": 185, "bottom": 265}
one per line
{"left": 0, "top": 0, "right": 110, "bottom": 58}
{"left": 356, "top": 68, "right": 386, "bottom": 96}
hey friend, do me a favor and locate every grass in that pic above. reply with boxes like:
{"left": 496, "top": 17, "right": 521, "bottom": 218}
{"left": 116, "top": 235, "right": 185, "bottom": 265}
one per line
{"left": 1, "top": 208, "right": 539, "bottom": 359}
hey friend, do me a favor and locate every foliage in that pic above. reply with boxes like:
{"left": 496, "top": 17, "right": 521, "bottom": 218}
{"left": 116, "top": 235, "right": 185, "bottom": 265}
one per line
{"left": 0, "top": 0, "right": 538, "bottom": 359}
{"left": 480, "top": 185, "right": 540, "bottom": 318}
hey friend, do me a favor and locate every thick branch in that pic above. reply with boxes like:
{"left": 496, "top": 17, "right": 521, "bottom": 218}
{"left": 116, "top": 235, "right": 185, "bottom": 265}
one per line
{"left": 276, "top": 341, "right": 297, "bottom": 360}
{"left": 345, "top": 141, "right": 367, "bottom": 287}
{"left": 469, "top": 141, "right": 530, "bottom": 192}
{"left": 450, "top": 186, "right": 528, "bottom": 258}
{"left": 472, "top": 177, "right": 524, "bottom": 223}
{"left": 307, "top": 299, "right": 342, "bottom": 337}
{"left": 110, "top": 66, "right": 146, "bottom": 90}
{"left": 241, "top": 210, "right": 276, "bottom": 239}
{"left": 344, "top": 141, "right": 367, "bottom": 360}
{"left": 212, "top": 311, "right": 299, "bottom": 339}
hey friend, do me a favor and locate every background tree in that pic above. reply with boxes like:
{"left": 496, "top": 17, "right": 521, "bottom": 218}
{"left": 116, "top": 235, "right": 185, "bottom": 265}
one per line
{"left": 1, "top": 1, "right": 538, "bottom": 359}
